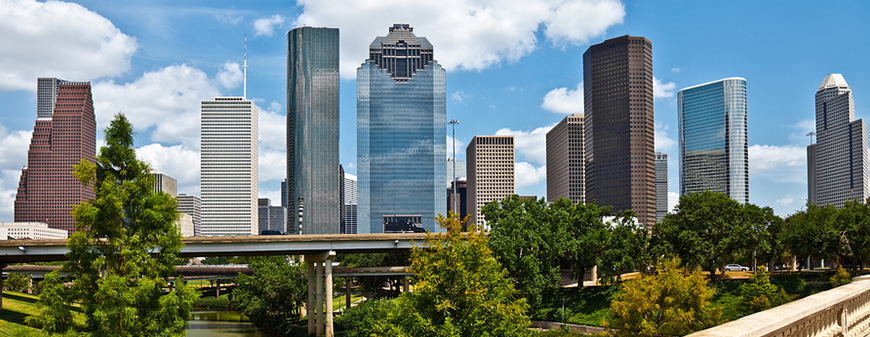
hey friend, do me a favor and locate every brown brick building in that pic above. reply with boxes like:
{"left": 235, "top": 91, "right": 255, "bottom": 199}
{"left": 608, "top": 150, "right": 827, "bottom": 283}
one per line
{"left": 15, "top": 79, "right": 96, "bottom": 234}
{"left": 583, "top": 35, "right": 655, "bottom": 226}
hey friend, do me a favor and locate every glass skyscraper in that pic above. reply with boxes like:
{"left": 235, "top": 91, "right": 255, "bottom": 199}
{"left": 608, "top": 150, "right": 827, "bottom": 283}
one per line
{"left": 287, "top": 27, "right": 340, "bottom": 234}
{"left": 678, "top": 77, "right": 748, "bottom": 203}
{"left": 357, "top": 24, "right": 446, "bottom": 233}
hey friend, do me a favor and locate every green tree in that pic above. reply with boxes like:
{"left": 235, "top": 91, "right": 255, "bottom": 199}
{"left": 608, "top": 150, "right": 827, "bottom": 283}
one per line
{"left": 334, "top": 297, "right": 399, "bottom": 337}
{"left": 233, "top": 256, "right": 307, "bottom": 334}
{"left": 781, "top": 204, "right": 842, "bottom": 270}
{"left": 738, "top": 266, "right": 790, "bottom": 315}
{"left": 373, "top": 214, "right": 533, "bottom": 336}
{"left": 28, "top": 114, "right": 199, "bottom": 336}
{"left": 655, "top": 191, "right": 766, "bottom": 278}
{"left": 5, "top": 273, "right": 31, "bottom": 292}
{"left": 607, "top": 258, "right": 721, "bottom": 337}
{"left": 838, "top": 200, "right": 870, "bottom": 270}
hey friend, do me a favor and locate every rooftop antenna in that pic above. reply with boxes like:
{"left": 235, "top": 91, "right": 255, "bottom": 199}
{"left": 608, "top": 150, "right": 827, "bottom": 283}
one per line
{"left": 806, "top": 131, "right": 816, "bottom": 144}
{"left": 243, "top": 34, "right": 248, "bottom": 99}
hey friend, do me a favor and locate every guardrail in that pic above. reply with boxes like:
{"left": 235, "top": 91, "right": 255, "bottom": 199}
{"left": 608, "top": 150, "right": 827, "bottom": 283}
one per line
{"left": 687, "top": 275, "right": 870, "bottom": 337}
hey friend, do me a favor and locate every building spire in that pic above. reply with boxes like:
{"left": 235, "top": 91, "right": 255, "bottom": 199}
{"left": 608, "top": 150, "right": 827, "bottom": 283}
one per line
{"left": 243, "top": 34, "right": 248, "bottom": 99}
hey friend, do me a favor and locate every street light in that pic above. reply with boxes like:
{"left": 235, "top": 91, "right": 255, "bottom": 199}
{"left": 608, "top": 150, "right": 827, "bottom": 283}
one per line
{"left": 447, "top": 119, "right": 460, "bottom": 220}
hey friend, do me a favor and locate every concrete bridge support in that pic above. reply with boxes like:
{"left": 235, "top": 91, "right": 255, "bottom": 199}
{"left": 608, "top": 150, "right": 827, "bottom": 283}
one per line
{"left": 305, "top": 251, "right": 335, "bottom": 337}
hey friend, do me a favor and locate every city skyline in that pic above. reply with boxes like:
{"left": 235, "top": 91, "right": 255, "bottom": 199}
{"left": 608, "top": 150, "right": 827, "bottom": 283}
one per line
{"left": 2, "top": 1, "right": 870, "bottom": 221}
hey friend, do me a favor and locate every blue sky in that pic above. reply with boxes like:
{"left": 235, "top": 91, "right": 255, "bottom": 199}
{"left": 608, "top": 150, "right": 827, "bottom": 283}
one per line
{"left": 1, "top": 0, "right": 869, "bottom": 221}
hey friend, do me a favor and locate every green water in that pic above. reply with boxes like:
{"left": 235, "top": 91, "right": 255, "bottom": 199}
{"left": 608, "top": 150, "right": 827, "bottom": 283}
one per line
{"left": 186, "top": 310, "right": 268, "bottom": 337}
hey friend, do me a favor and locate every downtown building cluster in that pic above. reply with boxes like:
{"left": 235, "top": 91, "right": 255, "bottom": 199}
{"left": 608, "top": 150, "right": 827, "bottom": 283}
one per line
{"left": 10, "top": 28, "right": 869, "bottom": 238}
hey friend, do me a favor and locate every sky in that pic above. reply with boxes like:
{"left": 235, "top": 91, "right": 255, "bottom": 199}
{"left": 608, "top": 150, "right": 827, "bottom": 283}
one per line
{"left": 1, "top": 0, "right": 869, "bottom": 222}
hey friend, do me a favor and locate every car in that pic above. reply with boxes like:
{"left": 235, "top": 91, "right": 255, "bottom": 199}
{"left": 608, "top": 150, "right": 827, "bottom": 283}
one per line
{"left": 724, "top": 264, "right": 750, "bottom": 272}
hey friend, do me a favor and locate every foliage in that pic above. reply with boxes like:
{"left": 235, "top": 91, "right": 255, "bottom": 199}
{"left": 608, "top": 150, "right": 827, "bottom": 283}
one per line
{"left": 830, "top": 266, "right": 852, "bottom": 288}
{"left": 607, "top": 259, "right": 721, "bottom": 336}
{"left": 5, "top": 273, "right": 31, "bottom": 293}
{"left": 200, "top": 256, "right": 253, "bottom": 265}
{"left": 373, "top": 213, "right": 533, "bottom": 336}
{"left": 335, "top": 297, "right": 399, "bottom": 337}
{"left": 194, "top": 295, "right": 231, "bottom": 308}
{"left": 738, "top": 266, "right": 790, "bottom": 315}
{"left": 781, "top": 204, "right": 843, "bottom": 269}
{"left": 837, "top": 200, "right": 870, "bottom": 269}
{"left": 24, "top": 272, "right": 75, "bottom": 332}
{"left": 232, "top": 255, "right": 307, "bottom": 335}
{"left": 27, "top": 113, "right": 199, "bottom": 336}
{"left": 655, "top": 191, "right": 776, "bottom": 278}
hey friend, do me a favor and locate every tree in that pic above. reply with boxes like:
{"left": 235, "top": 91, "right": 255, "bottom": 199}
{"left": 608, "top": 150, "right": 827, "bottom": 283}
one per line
{"left": 5, "top": 273, "right": 31, "bottom": 293}
{"left": 28, "top": 114, "right": 199, "bottom": 336}
{"left": 607, "top": 258, "right": 721, "bottom": 336}
{"left": 655, "top": 191, "right": 767, "bottom": 278}
{"left": 233, "top": 256, "right": 307, "bottom": 335}
{"left": 837, "top": 200, "right": 870, "bottom": 270}
{"left": 781, "top": 204, "right": 842, "bottom": 270}
{"left": 738, "top": 266, "right": 790, "bottom": 315}
{"left": 373, "top": 214, "right": 533, "bottom": 336}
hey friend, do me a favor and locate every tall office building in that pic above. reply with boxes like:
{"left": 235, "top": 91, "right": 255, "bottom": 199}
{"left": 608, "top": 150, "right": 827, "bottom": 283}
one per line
{"left": 547, "top": 113, "right": 585, "bottom": 203}
{"left": 342, "top": 173, "right": 358, "bottom": 234}
{"left": 467, "top": 135, "right": 515, "bottom": 228}
{"left": 447, "top": 179, "right": 467, "bottom": 221}
{"left": 258, "top": 198, "right": 286, "bottom": 234}
{"left": 655, "top": 153, "right": 668, "bottom": 223}
{"left": 808, "top": 74, "right": 869, "bottom": 207}
{"left": 678, "top": 78, "right": 748, "bottom": 203}
{"left": 15, "top": 79, "right": 96, "bottom": 234}
{"left": 177, "top": 194, "right": 201, "bottom": 237}
{"left": 287, "top": 27, "right": 341, "bottom": 235}
{"left": 583, "top": 35, "right": 655, "bottom": 226}
{"left": 150, "top": 171, "right": 178, "bottom": 198}
{"left": 200, "top": 97, "right": 258, "bottom": 236}
{"left": 357, "top": 24, "right": 447, "bottom": 233}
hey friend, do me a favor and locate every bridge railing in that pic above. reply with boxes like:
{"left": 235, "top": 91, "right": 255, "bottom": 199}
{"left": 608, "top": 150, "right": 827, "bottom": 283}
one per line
{"left": 687, "top": 275, "right": 870, "bottom": 337}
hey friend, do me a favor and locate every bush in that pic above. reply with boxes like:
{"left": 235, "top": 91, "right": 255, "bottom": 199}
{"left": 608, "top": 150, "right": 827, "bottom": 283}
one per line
{"left": 335, "top": 297, "right": 398, "bottom": 337}
{"left": 195, "top": 296, "right": 232, "bottom": 308}
{"left": 830, "top": 266, "right": 852, "bottom": 288}
{"left": 738, "top": 266, "right": 791, "bottom": 315}
{"left": 5, "top": 273, "right": 31, "bottom": 292}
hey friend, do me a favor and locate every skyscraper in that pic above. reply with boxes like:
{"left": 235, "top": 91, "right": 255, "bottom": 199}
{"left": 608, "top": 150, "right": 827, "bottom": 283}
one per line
{"left": 546, "top": 113, "right": 585, "bottom": 204}
{"left": 342, "top": 173, "right": 358, "bottom": 234}
{"left": 150, "top": 171, "right": 178, "bottom": 198}
{"left": 258, "top": 198, "right": 286, "bottom": 234}
{"left": 808, "top": 74, "right": 869, "bottom": 207}
{"left": 287, "top": 27, "right": 341, "bottom": 235}
{"left": 467, "top": 135, "right": 515, "bottom": 228}
{"left": 357, "top": 24, "right": 447, "bottom": 233}
{"left": 583, "top": 35, "right": 655, "bottom": 226}
{"left": 177, "top": 194, "right": 201, "bottom": 237}
{"left": 678, "top": 78, "right": 748, "bottom": 203}
{"left": 200, "top": 97, "right": 258, "bottom": 236}
{"left": 655, "top": 152, "right": 668, "bottom": 223}
{"left": 15, "top": 78, "right": 96, "bottom": 234}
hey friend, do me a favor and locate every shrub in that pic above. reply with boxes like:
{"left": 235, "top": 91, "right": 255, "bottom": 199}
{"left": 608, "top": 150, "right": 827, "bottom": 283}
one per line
{"left": 5, "top": 273, "right": 31, "bottom": 292}
{"left": 738, "top": 266, "right": 791, "bottom": 315}
{"left": 195, "top": 296, "right": 232, "bottom": 308}
{"left": 830, "top": 266, "right": 852, "bottom": 288}
{"left": 335, "top": 297, "right": 398, "bottom": 337}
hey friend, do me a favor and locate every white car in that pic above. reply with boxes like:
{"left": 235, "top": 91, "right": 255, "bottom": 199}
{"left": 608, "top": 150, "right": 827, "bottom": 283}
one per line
{"left": 724, "top": 264, "right": 750, "bottom": 272}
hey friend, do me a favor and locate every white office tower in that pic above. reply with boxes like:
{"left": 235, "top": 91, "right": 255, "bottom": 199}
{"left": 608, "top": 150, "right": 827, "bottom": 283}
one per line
{"left": 467, "top": 135, "right": 515, "bottom": 228}
{"left": 200, "top": 97, "right": 259, "bottom": 236}
{"left": 808, "top": 74, "right": 869, "bottom": 207}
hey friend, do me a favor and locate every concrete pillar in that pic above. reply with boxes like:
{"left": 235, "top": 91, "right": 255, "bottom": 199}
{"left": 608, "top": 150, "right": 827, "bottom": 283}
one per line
{"left": 307, "top": 259, "right": 315, "bottom": 335}
{"left": 325, "top": 259, "right": 333, "bottom": 337}
{"left": 839, "top": 305, "right": 848, "bottom": 335}
{"left": 28, "top": 276, "right": 33, "bottom": 294}
{"left": 32, "top": 279, "right": 39, "bottom": 295}
{"left": 316, "top": 261, "right": 324, "bottom": 336}
{"left": 345, "top": 277, "right": 351, "bottom": 309}
{"left": 402, "top": 276, "right": 409, "bottom": 292}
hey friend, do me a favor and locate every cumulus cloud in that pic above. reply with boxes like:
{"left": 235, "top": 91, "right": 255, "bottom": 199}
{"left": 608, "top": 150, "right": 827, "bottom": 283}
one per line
{"left": 749, "top": 144, "right": 806, "bottom": 183}
{"left": 654, "top": 77, "right": 676, "bottom": 98}
{"left": 258, "top": 101, "right": 285, "bottom": 151}
{"left": 217, "top": 61, "right": 243, "bottom": 89}
{"left": 495, "top": 123, "right": 556, "bottom": 164}
{"left": 0, "top": 126, "right": 32, "bottom": 170}
{"left": 253, "top": 14, "right": 285, "bottom": 37}
{"left": 258, "top": 145, "right": 286, "bottom": 183}
{"left": 259, "top": 188, "right": 282, "bottom": 205}
{"left": 446, "top": 135, "right": 465, "bottom": 159}
{"left": 136, "top": 143, "right": 200, "bottom": 195}
{"left": 451, "top": 91, "right": 469, "bottom": 103}
{"left": 788, "top": 119, "right": 816, "bottom": 144}
{"left": 0, "top": 0, "right": 138, "bottom": 91}
{"left": 776, "top": 194, "right": 795, "bottom": 207}
{"left": 515, "top": 162, "right": 546, "bottom": 188}
{"left": 655, "top": 122, "right": 676, "bottom": 151}
{"left": 0, "top": 169, "right": 22, "bottom": 221}
{"left": 294, "top": 0, "right": 625, "bottom": 78}
{"left": 541, "top": 83, "right": 583, "bottom": 114}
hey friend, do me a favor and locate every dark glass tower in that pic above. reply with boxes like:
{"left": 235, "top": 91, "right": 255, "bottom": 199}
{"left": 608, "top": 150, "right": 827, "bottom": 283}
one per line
{"left": 583, "top": 35, "right": 655, "bottom": 226}
{"left": 287, "top": 27, "right": 341, "bottom": 234}
{"left": 357, "top": 24, "right": 446, "bottom": 233}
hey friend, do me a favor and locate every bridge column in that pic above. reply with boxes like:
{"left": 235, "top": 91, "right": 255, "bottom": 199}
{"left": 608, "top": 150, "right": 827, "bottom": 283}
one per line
{"left": 307, "top": 259, "right": 315, "bottom": 335}
{"left": 316, "top": 261, "right": 324, "bottom": 336}
{"left": 325, "top": 258, "right": 333, "bottom": 337}
{"left": 403, "top": 276, "right": 409, "bottom": 292}
{"left": 345, "top": 277, "right": 351, "bottom": 310}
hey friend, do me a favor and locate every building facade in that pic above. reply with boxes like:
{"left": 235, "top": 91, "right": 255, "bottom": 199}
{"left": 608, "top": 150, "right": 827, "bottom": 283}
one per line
{"left": 0, "top": 222, "right": 68, "bottom": 240}
{"left": 342, "top": 173, "right": 358, "bottom": 234}
{"left": 583, "top": 35, "right": 655, "bottom": 226}
{"left": 177, "top": 194, "right": 201, "bottom": 236}
{"left": 655, "top": 152, "right": 668, "bottom": 223}
{"left": 357, "top": 24, "right": 447, "bottom": 233}
{"left": 150, "top": 171, "right": 178, "bottom": 198}
{"left": 546, "top": 113, "right": 585, "bottom": 204}
{"left": 808, "top": 74, "right": 869, "bottom": 207}
{"left": 200, "top": 97, "right": 258, "bottom": 236}
{"left": 15, "top": 79, "right": 96, "bottom": 234}
{"left": 258, "top": 198, "right": 287, "bottom": 234}
{"left": 447, "top": 179, "right": 467, "bottom": 222}
{"left": 467, "top": 135, "right": 515, "bottom": 228}
{"left": 446, "top": 158, "right": 466, "bottom": 188}
{"left": 287, "top": 27, "right": 341, "bottom": 235}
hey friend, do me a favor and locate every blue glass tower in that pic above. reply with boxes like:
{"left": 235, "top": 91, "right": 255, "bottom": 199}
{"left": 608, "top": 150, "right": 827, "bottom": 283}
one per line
{"left": 678, "top": 77, "right": 748, "bottom": 203}
{"left": 357, "top": 24, "right": 447, "bottom": 233}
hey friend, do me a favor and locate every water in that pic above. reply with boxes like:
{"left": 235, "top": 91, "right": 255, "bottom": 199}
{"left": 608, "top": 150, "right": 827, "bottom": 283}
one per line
{"left": 186, "top": 310, "right": 268, "bottom": 337}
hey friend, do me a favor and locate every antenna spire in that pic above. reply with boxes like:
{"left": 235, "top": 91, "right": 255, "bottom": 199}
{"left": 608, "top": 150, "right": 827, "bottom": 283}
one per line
{"left": 243, "top": 34, "right": 248, "bottom": 99}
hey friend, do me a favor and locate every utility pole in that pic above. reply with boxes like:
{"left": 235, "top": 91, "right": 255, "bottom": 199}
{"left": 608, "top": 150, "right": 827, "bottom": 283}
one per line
{"left": 447, "top": 119, "right": 460, "bottom": 219}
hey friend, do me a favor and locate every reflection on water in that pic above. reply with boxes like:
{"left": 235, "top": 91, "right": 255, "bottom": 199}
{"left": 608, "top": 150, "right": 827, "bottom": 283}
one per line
{"left": 187, "top": 310, "right": 268, "bottom": 337}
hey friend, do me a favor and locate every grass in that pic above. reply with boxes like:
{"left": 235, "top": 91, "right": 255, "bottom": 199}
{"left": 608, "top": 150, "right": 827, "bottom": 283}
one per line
{"left": 333, "top": 294, "right": 363, "bottom": 311}
{"left": 0, "top": 292, "right": 45, "bottom": 335}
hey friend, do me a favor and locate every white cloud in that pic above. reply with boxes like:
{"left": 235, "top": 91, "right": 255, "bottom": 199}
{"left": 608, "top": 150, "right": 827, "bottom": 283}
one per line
{"left": 294, "top": 0, "right": 625, "bottom": 78}
{"left": 253, "top": 14, "right": 285, "bottom": 37}
{"left": 257, "top": 101, "right": 285, "bottom": 151}
{"left": 217, "top": 61, "right": 243, "bottom": 89}
{"left": 0, "top": 169, "right": 22, "bottom": 221}
{"left": 446, "top": 135, "right": 465, "bottom": 159}
{"left": 541, "top": 82, "right": 583, "bottom": 114}
{"left": 671, "top": 67, "right": 681, "bottom": 73}
{"left": 776, "top": 194, "right": 795, "bottom": 207}
{"left": 451, "top": 91, "right": 469, "bottom": 103}
{"left": 0, "top": 0, "right": 138, "bottom": 91}
{"left": 515, "top": 162, "right": 546, "bottom": 188}
{"left": 788, "top": 119, "right": 816, "bottom": 145}
{"left": 259, "top": 188, "right": 282, "bottom": 205}
{"left": 654, "top": 122, "right": 676, "bottom": 151}
{"left": 495, "top": 123, "right": 556, "bottom": 164}
{"left": 136, "top": 143, "right": 200, "bottom": 195}
{"left": 749, "top": 144, "right": 806, "bottom": 183}
{"left": 668, "top": 192, "right": 679, "bottom": 213}
{"left": 654, "top": 77, "right": 676, "bottom": 98}
{"left": 258, "top": 145, "right": 286, "bottom": 183}
{"left": 215, "top": 13, "right": 243, "bottom": 25}
{"left": 0, "top": 126, "right": 32, "bottom": 171}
